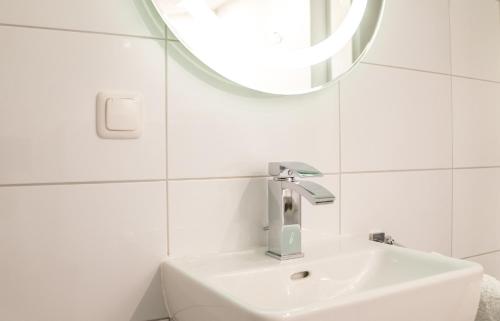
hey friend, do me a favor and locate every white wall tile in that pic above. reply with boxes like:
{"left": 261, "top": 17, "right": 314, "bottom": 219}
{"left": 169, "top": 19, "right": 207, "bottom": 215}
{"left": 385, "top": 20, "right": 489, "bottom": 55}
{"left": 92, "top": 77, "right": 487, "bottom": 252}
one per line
{"left": 363, "top": 0, "right": 450, "bottom": 74}
{"left": 469, "top": 252, "right": 500, "bottom": 280}
{"left": 0, "top": 26, "right": 166, "bottom": 184}
{"left": 0, "top": 0, "right": 164, "bottom": 38}
{"left": 168, "top": 175, "right": 339, "bottom": 257}
{"left": 453, "top": 168, "right": 500, "bottom": 258}
{"left": 166, "top": 51, "right": 340, "bottom": 179}
{"left": 340, "top": 64, "right": 452, "bottom": 172}
{"left": 453, "top": 77, "right": 500, "bottom": 168}
{"left": 341, "top": 170, "right": 452, "bottom": 255}
{"left": 450, "top": 0, "right": 500, "bottom": 82}
{"left": 0, "top": 182, "right": 167, "bottom": 321}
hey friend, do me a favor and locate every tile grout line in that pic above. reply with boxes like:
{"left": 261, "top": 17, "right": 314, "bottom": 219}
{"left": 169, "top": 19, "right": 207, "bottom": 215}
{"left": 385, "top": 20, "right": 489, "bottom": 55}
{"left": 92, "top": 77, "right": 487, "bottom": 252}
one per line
{"left": 448, "top": 0, "right": 455, "bottom": 256}
{"left": 341, "top": 167, "right": 453, "bottom": 175}
{"left": 453, "top": 165, "right": 500, "bottom": 170}
{"left": 450, "top": 78, "right": 455, "bottom": 257}
{"left": 360, "top": 61, "right": 451, "bottom": 77}
{"left": 167, "top": 169, "right": 447, "bottom": 181}
{"left": 0, "top": 22, "right": 166, "bottom": 40}
{"left": 168, "top": 173, "right": 343, "bottom": 182}
{"left": 454, "top": 165, "right": 500, "bottom": 170}
{"left": 451, "top": 73, "right": 500, "bottom": 85}
{"left": 163, "top": 26, "right": 173, "bottom": 321}
{"left": 0, "top": 179, "right": 166, "bottom": 188}
{"left": 338, "top": 82, "right": 343, "bottom": 235}
{"left": 165, "top": 166, "right": 500, "bottom": 181}
{"left": 2, "top": 166, "right": 498, "bottom": 188}
{"left": 164, "top": 26, "right": 171, "bottom": 258}
{"left": 448, "top": 0, "right": 455, "bottom": 258}
{"left": 361, "top": 61, "right": 500, "bottom": 85}
{"left": 462, "top": 249, "right": 500, "bottom": 260}
{"left": 343, "top": 166, "right": 500, "bottom": 174}
{"left": 168, "top": 174, "right": 276, "bottom": 182}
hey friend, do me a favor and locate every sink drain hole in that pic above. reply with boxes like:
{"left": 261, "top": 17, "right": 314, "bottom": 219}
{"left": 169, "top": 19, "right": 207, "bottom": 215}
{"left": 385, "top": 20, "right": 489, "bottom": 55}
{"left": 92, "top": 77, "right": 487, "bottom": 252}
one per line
{"left": 291, "top": 271, "right": 310, "bottom": 280}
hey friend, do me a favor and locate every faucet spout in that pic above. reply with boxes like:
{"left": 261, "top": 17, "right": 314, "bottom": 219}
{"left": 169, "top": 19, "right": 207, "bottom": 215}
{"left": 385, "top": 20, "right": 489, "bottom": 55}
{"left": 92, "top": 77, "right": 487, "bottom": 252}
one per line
{"left": 266, "top": 162, "right": 335, "bottom": 260}
{"left": 281, "top": 180, "right": 335, "bottom": 205}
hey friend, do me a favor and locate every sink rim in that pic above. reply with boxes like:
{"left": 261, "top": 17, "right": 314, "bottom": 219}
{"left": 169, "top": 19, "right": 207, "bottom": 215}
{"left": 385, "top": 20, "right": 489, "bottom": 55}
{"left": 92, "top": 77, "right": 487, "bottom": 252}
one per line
{"left": 162, "top": 236, "right": 483, "bottom": 318}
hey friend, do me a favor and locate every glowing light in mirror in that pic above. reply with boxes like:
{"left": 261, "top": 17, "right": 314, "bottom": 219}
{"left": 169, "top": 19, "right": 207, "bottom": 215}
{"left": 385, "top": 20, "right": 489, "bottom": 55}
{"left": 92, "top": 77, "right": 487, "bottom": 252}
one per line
{"left": 177, "top": 0, "right": 368, "bottom": 69}
{"left": 151, "top": 0, "right": 385, "bottom": 94}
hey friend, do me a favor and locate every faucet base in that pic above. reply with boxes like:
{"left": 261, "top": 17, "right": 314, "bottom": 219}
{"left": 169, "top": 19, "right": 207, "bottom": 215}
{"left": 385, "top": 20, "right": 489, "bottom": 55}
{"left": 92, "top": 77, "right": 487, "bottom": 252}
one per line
{"left": 265, "top": 251, "right": 304, "bottom": 260}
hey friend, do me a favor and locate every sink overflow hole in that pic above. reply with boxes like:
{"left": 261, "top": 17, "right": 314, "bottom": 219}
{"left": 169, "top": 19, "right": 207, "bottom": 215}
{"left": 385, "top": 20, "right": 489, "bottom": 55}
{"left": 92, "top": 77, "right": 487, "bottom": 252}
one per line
{"left": 291, "top": 271, "right": 310, "bottom": 280}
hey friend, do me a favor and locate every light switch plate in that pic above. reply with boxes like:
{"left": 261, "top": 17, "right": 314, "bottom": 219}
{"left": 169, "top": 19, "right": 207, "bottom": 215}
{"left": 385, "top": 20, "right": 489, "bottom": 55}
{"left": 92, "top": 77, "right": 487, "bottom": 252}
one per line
{"left": 96, "top": 92, "right": 143, "bottom": 139}
{"left": 105, "top": 98, "right": 140, "bottom": 131}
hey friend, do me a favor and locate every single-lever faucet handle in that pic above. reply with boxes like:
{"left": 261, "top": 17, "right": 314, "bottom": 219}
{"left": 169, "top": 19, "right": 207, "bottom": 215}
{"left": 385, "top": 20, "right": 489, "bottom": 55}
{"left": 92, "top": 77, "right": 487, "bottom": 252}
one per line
{"left": 268, "top": 162, "right": 323, "bottom": 179}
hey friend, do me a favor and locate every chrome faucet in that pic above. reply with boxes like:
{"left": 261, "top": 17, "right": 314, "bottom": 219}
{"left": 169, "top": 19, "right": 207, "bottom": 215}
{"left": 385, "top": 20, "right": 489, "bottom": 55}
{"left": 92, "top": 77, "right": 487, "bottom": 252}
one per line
{"left": 266, "top": 162, "right": 335, "bottom": 260}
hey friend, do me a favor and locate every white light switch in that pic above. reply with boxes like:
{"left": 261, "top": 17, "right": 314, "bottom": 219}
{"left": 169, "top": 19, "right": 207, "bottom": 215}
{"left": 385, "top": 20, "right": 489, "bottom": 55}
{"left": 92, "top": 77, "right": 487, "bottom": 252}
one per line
{"left": 105, "top": 98, "right": 140, "bottom": 131}
{"left": 96, "top": 92, "right": 143, "bottom": 139}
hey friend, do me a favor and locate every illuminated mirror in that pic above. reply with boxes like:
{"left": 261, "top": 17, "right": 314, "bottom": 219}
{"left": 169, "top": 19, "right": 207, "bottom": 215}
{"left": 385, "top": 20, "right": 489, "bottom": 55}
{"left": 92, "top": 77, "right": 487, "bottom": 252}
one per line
{"left": 152, "top": 0, "right": 385, "bottom": 95}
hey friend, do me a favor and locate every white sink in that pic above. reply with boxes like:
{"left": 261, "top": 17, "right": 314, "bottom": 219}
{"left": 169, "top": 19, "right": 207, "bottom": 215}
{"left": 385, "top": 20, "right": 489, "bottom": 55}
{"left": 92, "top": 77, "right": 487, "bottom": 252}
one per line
{"left": 161, "top": 236, "right": 483, "bottom": 321}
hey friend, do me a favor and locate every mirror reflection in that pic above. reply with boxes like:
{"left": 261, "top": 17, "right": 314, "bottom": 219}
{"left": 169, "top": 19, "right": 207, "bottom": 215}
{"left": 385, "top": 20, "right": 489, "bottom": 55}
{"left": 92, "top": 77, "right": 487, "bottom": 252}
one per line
{"left": 153, "top": 0, "right": 385, "bottom": 95}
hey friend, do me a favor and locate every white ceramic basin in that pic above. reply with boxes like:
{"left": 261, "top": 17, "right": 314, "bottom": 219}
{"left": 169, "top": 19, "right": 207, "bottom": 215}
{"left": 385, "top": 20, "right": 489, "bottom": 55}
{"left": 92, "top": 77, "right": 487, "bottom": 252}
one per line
{"left": 161, "top": 237, "right": 483, "bottom": 321}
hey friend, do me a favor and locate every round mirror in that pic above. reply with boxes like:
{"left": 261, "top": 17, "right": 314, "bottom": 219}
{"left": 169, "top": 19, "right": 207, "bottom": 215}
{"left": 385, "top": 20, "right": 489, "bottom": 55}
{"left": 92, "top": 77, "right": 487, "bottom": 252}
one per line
{"left": 152, "top": 0, "right": 385, "bottom": 95}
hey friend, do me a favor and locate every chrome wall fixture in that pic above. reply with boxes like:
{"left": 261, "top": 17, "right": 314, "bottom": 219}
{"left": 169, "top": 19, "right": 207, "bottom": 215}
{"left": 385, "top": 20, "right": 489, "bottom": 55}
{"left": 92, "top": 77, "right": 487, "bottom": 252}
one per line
{"left": 265, "top": 162, "right": 335, "bottom": 260}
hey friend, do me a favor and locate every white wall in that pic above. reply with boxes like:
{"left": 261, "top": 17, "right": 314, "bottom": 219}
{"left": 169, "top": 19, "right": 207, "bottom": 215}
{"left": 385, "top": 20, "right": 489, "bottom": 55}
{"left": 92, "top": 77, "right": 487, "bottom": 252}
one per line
{"left": 0, "top": 1, "right": 499, "bottom": 321}
{"left": 0, "top": 1, "right": 169, "bottom": 321}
